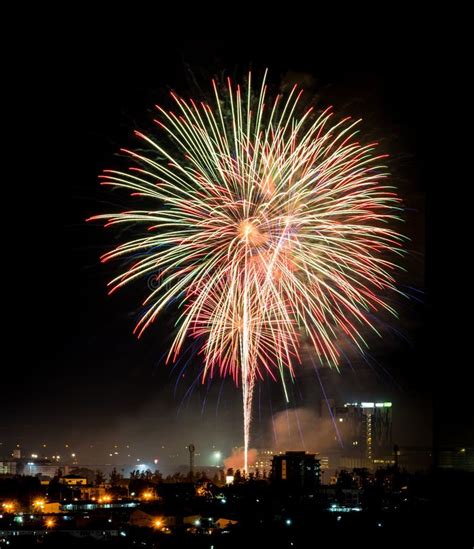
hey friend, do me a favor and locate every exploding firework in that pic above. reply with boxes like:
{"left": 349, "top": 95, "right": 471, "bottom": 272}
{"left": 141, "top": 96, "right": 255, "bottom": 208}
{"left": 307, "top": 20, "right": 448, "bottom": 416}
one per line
{"left": 89, "top": 72, "right": 405, "bottom": 472}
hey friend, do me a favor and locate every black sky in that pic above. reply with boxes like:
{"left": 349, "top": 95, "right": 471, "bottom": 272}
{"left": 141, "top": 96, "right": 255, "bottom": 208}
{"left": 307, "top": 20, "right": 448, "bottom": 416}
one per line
{"left": 3, "top": 39, "right": 471, "bottom": 465}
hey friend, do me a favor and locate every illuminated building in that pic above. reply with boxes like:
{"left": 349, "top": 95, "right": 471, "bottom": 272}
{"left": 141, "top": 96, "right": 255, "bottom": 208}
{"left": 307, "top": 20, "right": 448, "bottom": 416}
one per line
{"left": 336, "top": 402, "right": 393, "bottom": 466}
{"left": 59, "top": 474, "right": 88, "bottom": 486}
{"left": 249, "top": 449, "right": 278, "bottom": 476}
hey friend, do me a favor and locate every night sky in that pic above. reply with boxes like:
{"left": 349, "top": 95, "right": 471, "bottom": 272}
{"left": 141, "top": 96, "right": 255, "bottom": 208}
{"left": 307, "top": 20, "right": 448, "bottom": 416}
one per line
{"left": 3, "top": 39, "right": 470, "bottom": 469}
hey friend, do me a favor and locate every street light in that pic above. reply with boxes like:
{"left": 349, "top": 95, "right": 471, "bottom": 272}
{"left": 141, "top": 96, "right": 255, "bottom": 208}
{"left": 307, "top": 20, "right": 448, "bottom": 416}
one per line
{"left": 213, "top": 451, "right": 222, "bottom": 466}
{"left": 2, "top": 502, "right": 15, "bottom": 513}
{"left": 33, "top": 499, "right": 45, "bottom": 510}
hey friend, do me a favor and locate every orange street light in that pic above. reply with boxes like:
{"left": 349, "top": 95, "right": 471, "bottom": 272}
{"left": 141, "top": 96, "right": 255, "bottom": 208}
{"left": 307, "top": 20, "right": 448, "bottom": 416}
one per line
{"left": 2, "top": 502, "right": 15, "bottom": 513}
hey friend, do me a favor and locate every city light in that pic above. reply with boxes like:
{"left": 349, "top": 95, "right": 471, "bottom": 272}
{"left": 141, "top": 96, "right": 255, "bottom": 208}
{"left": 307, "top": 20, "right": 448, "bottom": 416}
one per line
{"left": 153, "top": 519, "right": 162, "bottom": 528}
{"left": 98, "top": 495, "right": 112, "bottom": 504}
{"left": 45, "top": 518, "right": 55, "bottom": 529}
{"left": 329, "top": 505, "right": 362, "bottom": 512}
{"left": 213, "top": 451, "right": 222, "bottom": 466}
{"left": 2, "top": 502, "right": 15, "bottom": 513}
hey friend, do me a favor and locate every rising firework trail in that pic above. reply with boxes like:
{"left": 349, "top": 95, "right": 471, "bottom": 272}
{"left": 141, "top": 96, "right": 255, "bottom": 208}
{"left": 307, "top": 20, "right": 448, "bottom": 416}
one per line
{"left": 89, "top": 71, "right": 406, "bottom": 472}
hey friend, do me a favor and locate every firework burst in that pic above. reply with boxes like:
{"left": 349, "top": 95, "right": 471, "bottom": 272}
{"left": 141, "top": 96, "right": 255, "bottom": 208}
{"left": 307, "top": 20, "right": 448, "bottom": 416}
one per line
{"left": 90, "top": 72, "right": 405, "bottom": 472}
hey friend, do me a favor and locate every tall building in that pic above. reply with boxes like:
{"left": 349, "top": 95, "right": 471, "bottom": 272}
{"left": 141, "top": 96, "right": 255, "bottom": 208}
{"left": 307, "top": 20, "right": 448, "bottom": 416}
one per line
{"left": 249, "top": 449, "right": 277, "bottom": 477}
{"left": 336, "top": 402, "right": 393, "bottom": 466}
{"left": 271, "top": 451, "right": 321, "bottom": 490}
